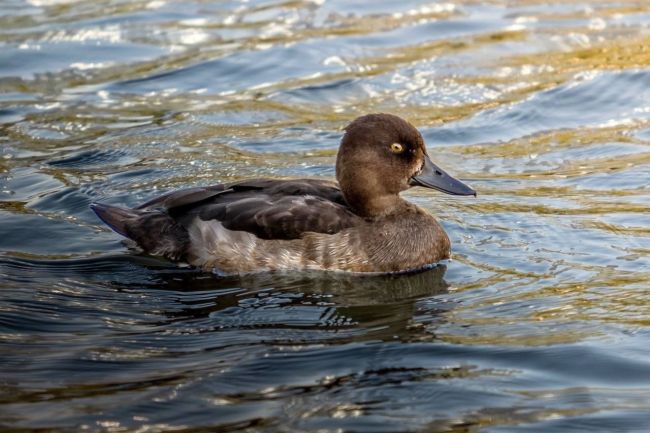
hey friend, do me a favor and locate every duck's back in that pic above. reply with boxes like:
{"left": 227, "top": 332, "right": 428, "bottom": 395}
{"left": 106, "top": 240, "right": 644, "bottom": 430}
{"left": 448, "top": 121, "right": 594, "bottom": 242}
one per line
{"left": 162, "top": 179, "right": 357, "bottom": 239}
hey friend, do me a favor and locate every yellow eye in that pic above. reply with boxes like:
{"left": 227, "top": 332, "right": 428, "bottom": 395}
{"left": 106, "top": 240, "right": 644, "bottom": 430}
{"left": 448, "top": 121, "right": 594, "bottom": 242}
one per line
{"left": 390, "top": 143, "right": 404, "bottom": 153}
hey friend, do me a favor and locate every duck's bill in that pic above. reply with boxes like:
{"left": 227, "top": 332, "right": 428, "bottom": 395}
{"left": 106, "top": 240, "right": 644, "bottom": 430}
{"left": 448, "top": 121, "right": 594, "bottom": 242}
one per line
{"left": 409, "top": 155, "right": 476, "bottom": 196}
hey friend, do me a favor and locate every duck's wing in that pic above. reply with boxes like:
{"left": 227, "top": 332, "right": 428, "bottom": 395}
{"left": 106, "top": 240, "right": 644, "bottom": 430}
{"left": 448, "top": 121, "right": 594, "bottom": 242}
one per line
{"left": 141, "top": 179, "right": 362, "bottom": 240}
{"left": 135, "top": 184, "right": 230, "bottom": 211}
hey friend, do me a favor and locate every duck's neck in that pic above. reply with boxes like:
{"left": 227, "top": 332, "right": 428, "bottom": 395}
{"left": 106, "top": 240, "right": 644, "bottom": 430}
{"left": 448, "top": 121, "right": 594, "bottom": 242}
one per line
{"left": 342, "top": 188, "right": 407, "bottom": 218}
{"left": 336, "top": 158, "right": 409, "bottom": 218}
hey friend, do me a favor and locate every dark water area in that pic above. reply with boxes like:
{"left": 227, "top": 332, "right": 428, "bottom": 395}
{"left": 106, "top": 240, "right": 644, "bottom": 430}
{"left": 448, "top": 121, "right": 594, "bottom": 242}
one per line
{"left": 2, "top": 0, "right": 650, "bottom": 431}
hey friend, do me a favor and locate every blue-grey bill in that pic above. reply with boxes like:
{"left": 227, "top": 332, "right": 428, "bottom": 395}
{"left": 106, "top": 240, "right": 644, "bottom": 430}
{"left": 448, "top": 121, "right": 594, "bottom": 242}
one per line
{"left": 409, "top": 155, "right": 476, "bottom": 196}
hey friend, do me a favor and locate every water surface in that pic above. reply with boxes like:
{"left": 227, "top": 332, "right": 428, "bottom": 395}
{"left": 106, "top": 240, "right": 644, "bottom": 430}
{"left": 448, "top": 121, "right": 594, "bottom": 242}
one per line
{"left": 2, "top": 0, "right": 650, "bottom": 431}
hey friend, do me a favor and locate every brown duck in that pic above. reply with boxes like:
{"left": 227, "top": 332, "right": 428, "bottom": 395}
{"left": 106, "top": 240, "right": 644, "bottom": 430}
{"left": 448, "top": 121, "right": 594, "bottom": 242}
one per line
{"left": 91, "top": 113, "right": 475, "bottom": 274}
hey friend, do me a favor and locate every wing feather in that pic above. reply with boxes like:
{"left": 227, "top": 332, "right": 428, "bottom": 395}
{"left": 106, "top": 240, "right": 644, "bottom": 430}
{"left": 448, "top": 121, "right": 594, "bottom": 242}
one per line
{"left": 143, "top": 179, "right": 360, "bottom": 240}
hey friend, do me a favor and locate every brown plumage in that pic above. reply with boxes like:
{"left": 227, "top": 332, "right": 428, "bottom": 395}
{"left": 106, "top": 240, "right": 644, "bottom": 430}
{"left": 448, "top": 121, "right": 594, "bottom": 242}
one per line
{"left": 91, "top": 113, "right": 475, "bottom": 274}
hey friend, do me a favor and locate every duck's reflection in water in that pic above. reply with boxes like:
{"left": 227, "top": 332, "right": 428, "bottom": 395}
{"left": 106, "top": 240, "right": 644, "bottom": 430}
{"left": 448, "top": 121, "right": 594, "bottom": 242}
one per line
{"left": 3, "top": 253, "right": 452, "bottom": 342}
{"left": 126, "top": 262, "right": 452, "bottom": 343}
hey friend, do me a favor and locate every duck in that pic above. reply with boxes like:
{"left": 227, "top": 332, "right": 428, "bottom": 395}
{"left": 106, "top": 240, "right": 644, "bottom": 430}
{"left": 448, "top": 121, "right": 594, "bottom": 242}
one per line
{"left": 91, "top": 113, "right": 475, "bottom": 274}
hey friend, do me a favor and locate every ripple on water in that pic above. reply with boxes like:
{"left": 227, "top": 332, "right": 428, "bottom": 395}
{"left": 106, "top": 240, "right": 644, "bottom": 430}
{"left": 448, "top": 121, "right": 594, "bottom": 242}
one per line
{"left": 0, "top": 211, "right": 119, "bottom": 256}
{"left": 1, "top": 167, "right": 64, "bottom": 201}
{"left": 0, "top": 43, "right": 168, "bottom": 80}
{"left": 110, "top": 41, "right": 350, "bottom": 96}
{"left": 48, "top": 148, "right": 141, "bottom": 169}
{"left": 427, "top": 69, "right": 650, "bottom": 145}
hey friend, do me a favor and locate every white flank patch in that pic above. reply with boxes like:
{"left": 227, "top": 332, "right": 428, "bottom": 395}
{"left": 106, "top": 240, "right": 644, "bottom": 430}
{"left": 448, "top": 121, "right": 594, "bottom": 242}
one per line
{"left": 187, "top": 219, "right": 257, "bottom": 269}
{"left": 186, "top": 218, "right": 307, "bottom": 273}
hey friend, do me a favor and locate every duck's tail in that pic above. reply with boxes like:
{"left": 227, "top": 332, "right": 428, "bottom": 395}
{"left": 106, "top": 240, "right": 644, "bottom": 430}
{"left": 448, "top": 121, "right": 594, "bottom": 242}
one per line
{"left": 90, "top": 202, "right": 190, "bottom": 261}
{"left": 90, "top": 202, "right": 133, "bottom": 237}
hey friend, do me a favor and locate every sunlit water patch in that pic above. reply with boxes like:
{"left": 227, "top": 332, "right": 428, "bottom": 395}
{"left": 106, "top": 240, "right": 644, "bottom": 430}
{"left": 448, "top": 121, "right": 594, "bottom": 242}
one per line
{"left": 2, "top": 0, "right": 650, "bottom": 432}
{"left": 427, "top": 69, "right": 650, "bottom": 146}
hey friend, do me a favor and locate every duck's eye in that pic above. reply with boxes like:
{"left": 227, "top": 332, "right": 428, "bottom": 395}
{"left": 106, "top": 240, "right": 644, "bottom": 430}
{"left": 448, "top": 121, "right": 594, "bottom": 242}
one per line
{"left": 390, "top": 143, "right": 404, "bottom": 154}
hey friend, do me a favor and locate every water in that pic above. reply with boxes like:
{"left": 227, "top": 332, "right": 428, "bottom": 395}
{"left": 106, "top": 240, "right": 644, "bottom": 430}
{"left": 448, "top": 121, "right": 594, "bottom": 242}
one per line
{"left": 2, "top": 0, "right": 650, "bottom": 431}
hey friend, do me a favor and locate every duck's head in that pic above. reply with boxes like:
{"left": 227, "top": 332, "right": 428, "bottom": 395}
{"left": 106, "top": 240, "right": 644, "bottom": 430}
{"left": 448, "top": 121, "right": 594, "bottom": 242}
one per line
{"left": 336, "top": 113, "right": 475, "bottom": 217}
